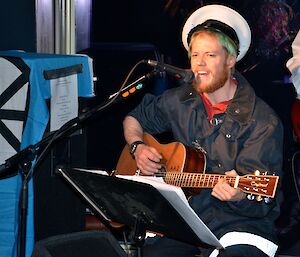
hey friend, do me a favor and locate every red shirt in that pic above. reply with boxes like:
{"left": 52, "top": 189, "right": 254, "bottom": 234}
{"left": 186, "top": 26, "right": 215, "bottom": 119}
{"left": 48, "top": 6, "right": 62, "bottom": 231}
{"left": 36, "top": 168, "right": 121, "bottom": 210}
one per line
{"left": 201, "top": 93, "right": 231, "bottom": 121}
{"left": 201, "top": 78, "right": 237, "bottom": 124}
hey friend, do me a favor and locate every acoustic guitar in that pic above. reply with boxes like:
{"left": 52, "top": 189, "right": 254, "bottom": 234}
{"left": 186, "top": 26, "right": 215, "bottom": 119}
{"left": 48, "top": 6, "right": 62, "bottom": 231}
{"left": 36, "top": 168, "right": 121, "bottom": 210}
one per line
{"left": 116, "top": 133, "right": 279, "bottom": 201}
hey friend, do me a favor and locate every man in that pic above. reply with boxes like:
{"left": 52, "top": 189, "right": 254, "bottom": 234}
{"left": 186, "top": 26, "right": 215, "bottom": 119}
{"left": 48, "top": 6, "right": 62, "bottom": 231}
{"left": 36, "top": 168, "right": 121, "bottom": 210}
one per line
{"left": 123, "top": 5, "right": 283, "bottom": 257}
{"left": 287, "top": 29, "right": 300, "bottom": 142}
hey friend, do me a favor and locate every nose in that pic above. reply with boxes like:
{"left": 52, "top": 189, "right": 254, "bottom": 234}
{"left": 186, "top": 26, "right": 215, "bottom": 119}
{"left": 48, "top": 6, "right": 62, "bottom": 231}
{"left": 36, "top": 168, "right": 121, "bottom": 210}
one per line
{"left": 196, "top": 56, "right": 205, "bottom": 66}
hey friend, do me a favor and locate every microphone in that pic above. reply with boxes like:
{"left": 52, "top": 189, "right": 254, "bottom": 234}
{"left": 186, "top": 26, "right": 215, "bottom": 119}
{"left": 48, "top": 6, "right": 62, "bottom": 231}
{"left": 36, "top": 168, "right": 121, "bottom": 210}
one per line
{"left": 143, "top": 60, "right": 194, "bottom": 83}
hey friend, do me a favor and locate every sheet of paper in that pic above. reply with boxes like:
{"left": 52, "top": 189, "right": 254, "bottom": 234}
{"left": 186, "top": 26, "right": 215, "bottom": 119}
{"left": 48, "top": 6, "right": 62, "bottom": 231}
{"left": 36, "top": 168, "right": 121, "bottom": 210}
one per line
{"left": 50, "top": 74, "right": 78, "bottom": 131}
{"left": 73, "top": 167, "right": 109, "bottom": 176}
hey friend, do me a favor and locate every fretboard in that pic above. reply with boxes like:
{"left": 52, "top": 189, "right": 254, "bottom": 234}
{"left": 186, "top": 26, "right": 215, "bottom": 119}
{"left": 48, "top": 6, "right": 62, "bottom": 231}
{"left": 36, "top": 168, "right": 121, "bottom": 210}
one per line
{"left": 164, "top": 172, "right": 237, "bottom": 188}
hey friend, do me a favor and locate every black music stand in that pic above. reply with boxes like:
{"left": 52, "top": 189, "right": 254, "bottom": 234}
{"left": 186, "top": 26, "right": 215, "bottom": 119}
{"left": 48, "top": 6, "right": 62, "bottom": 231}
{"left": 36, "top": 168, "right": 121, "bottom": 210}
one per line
{"left": 57, "top": 167, "right": 223, "bottom": 252}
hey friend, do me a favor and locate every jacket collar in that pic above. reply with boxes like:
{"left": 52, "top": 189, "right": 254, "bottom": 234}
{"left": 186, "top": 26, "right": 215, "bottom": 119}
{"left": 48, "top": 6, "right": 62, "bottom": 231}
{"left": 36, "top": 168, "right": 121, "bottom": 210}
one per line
{"left": 225, "top": 71, "right": 255, "bottom": 125}
{"left": 179, "top": 71, "right": 255, "bottom": 125}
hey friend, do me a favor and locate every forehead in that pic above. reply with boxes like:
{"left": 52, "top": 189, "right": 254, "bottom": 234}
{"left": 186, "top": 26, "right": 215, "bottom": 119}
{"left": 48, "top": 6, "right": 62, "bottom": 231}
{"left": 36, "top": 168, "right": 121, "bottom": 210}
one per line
{"left": 190, "top": 32, "right": 223, "bottom": 51}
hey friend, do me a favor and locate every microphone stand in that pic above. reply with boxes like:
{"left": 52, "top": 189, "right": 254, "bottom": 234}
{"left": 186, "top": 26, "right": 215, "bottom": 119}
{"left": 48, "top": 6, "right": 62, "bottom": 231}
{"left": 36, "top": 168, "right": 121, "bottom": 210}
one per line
{"left": 0, "top": 66, "right": 155, "bottom": 257}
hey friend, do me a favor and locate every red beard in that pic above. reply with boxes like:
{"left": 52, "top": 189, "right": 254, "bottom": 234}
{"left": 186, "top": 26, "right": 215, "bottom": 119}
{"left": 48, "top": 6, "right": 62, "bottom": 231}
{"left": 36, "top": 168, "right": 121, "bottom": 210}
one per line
{"left": 193, "top": 63, "right": 229, "bottom": 94}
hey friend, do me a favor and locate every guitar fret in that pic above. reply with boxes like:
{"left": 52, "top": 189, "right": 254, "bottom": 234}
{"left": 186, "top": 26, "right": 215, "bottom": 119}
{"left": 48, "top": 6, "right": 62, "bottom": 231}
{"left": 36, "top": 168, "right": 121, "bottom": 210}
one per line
{"left": 201, "top": 174, "right": 205, "bottom": 187}
{"left": 175, "top": 173, "right": 180, "bottom": 187}
{"left": 185, "top": 174, "right": 188, "bottom": 185}
{"left": 213, "top": 175, "right": 218, "bottom": 187}
{"left": 199, "top": 174, "right": 203, "bottom": 187}
{"left": 191, "top": 173, "right": 195, "bottom": 187}
{"left": 184, "top": 173, "right": 190, "bottom": 187}
{"left": 209, "top": 175, "right": 213, "bottom": 187}
{"left": 207, "top": 175, "right": 211, "bottom": 187}
{"left": 197, "top": 174, "right": 201, "bottom": 187}
{"left": 184, "top": 173, "right": 188, "bottom": 187}
{"left": 214, "top": 175, "right": 218, "bottom": 187}
{"left": 230, "top": 177, "right": 236, "bottom": 187}
{"left": 179, "top": 173, "right": 183, "bottom": 187}
{"left": 172, "top": 173, "right": 176, "bottom": 186}
{"left": 188, "top": 173, "right": 191, "bottom": 187}
{"left": 195, "top": 174, "right": 198, "bottom": 187}
{"left": 206, "top": 174, "right": 212, "bottom": 188}
{"left": 231, "top": 177, "right": 236, "bottom": 187}
{"left": 171, "top": 172, "right": 176, "bottom": 186}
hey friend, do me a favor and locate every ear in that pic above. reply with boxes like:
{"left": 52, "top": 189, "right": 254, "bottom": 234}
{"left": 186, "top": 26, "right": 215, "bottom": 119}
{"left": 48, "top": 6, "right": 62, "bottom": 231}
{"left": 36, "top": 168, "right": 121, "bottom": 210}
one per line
{"left": 227, "top": 54, "right": 236, "bottom": 69}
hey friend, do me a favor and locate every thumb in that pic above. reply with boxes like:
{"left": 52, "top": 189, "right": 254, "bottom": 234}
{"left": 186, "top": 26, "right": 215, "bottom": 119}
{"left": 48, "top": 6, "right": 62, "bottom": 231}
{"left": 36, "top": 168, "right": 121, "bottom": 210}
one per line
{"left": 225, "top": 169, "right": 238, "bottom": 176}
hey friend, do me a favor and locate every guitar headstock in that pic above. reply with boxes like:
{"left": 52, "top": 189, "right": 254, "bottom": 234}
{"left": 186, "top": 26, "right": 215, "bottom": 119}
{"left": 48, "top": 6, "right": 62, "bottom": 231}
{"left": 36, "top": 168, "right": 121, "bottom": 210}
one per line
{"left": 239, "top": 170, "right": 279, "bottom": 202}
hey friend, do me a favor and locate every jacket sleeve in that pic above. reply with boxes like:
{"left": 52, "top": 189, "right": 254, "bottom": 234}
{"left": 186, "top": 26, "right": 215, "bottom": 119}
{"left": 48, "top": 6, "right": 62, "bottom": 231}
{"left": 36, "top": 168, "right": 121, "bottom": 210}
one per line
{"left": 128, "top": 93, "right": 172, "bottom": 134}
{"left": 227, "top": 111, "right": 283, "bottom": 218}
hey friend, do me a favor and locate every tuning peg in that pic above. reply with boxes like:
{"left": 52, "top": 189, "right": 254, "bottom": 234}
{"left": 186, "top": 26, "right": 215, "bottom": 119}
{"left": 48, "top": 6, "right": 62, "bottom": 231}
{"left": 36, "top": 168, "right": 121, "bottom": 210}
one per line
{"left": 254, "top": 170, "right": 260, "bottom": 176}
{"left": 247, "top": 194, "right": 255, "bottom": 200}
{"left": 263, "top": 197, "right": 273, "bottom": 204}
{"left": 256, "top": 195, "right": 263, "bottom": 202}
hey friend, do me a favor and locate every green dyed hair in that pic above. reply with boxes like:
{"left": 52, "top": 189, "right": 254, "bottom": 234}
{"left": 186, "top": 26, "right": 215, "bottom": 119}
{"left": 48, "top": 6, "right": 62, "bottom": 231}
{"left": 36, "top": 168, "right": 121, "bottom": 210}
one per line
{"left": 188, "top": 29, "right": 238, "bottom": 59}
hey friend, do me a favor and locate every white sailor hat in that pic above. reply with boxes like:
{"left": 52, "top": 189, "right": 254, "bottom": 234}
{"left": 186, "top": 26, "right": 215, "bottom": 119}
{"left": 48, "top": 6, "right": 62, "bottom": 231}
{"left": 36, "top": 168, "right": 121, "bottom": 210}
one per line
{"left": 182, "top": 4, "right": 251, "bottom": 62}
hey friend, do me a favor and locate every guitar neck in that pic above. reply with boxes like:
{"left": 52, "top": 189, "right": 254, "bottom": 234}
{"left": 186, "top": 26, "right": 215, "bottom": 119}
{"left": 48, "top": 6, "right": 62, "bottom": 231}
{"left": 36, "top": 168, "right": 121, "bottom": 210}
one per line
{"left": 163, "top": 171, "right": 279, "bottom": 198}
{"left": 164, "top": 172, "right": 235, "bottom": 189}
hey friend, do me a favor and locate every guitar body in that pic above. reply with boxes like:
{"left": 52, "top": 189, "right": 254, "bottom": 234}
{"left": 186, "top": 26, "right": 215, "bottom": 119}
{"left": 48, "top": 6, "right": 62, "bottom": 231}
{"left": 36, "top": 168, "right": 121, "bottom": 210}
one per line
{"left": 116, "top": 133, "right": 206, "bottom": 176}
